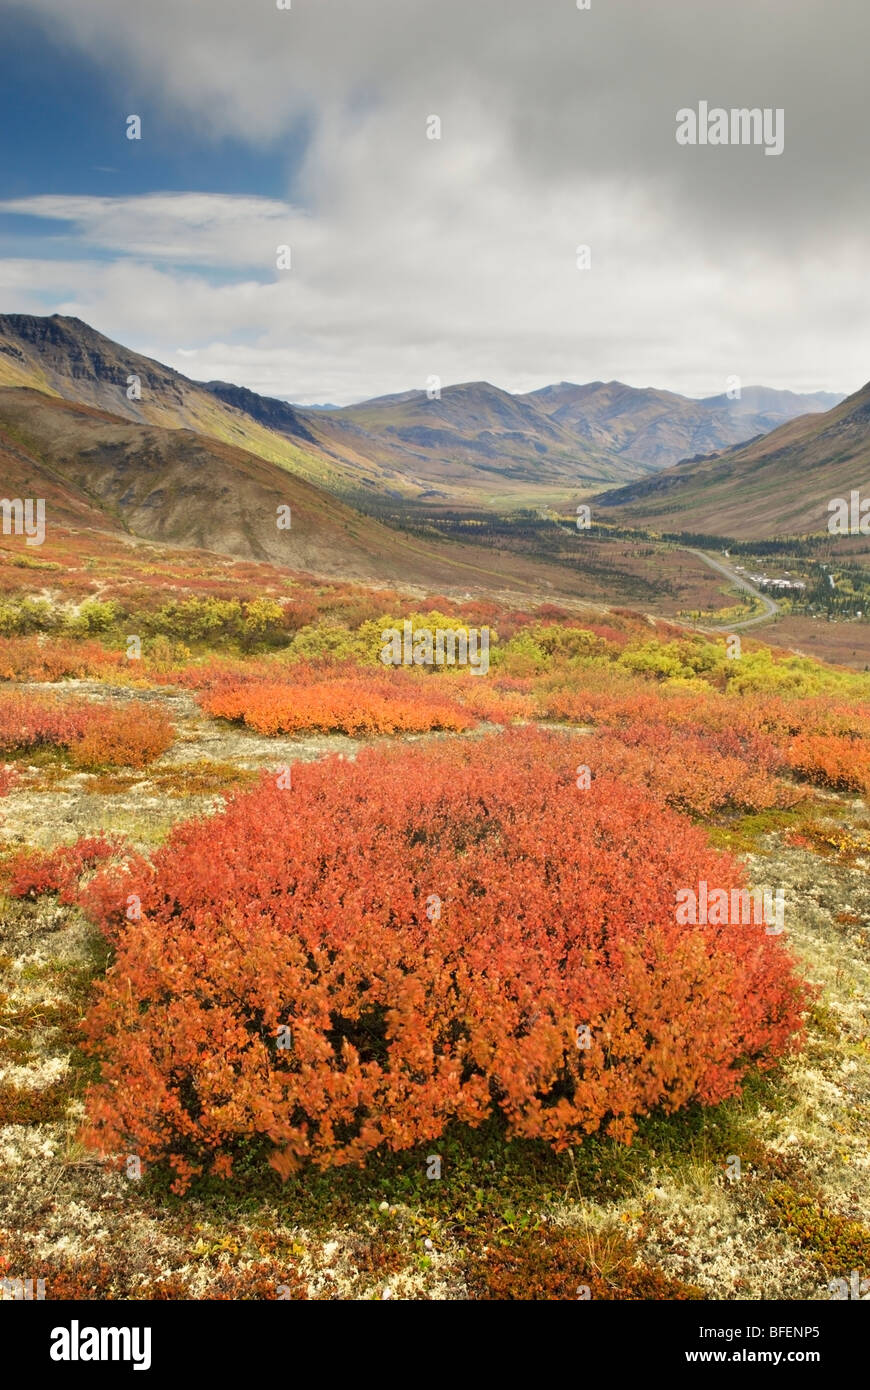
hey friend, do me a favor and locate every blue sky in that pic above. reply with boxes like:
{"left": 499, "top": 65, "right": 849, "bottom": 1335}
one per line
{"left": 0, "top": 13, "right": 315, "bottom": 200}
{"left": 0, "top": 12, "right": 301, "bottom": 241}
{"left": 0, "top": 0, "right": 867, "bottom": 404}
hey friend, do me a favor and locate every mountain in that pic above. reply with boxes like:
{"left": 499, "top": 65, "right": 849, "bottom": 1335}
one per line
{"left": 0, "top": 314, "right": 845, "bottom": 514}
{"left": 0, "top": 315, "right": 641, "bottom": 507}
{"left": 323, "top": 380, "right": 648, "bottom": 497}
{"left": 519, "top": 380, "right": 843, "bottom": 471}
{"left": 0, "top": 386, "right": 412, "bottom": 576}
{"left": 0, "top": 313, "right": 405, "bottom": 500}
{"left": 594, "top": 380, "right": 870, "bottom": 540}
{"left": 0, "top": 386, "right": 639, "bottom": 600}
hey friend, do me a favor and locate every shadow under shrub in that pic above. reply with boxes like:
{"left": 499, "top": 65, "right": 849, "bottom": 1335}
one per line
{"left": 78, "top": 728, "right": 808, "bottom": 1193}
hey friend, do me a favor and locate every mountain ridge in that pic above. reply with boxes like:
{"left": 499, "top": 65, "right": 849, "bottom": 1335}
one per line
{"left": 0, "top": 315, "right": 845, "bottom": 507}
{"left": 594, "top": 378, "right": 870, "bottom": 539}
{"left": 0, "top": 316, "right": 640, "bottom": 503}
{"left": 0, "top": 385, "right": 651, "bottom": 599}
{"left": 517, "top": 378, "right": 843, "bottom": 471}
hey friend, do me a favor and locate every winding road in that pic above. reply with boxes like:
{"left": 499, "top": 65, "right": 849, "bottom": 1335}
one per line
{"left": 683, "top": 547, "right": 779, "bottom": 630}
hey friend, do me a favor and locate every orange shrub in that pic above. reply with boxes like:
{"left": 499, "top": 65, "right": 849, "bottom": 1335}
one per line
{"left": 202, "top": 673, "right": 476, "bottom": 736}
{"left": 445, "top": 677, "right": 535, "bottom": 724}
{"left": 784, "top": 733, "right": 870, "bottom": 796}
{"left": 66, "top": 703, "right": 174, "bottom": 770}
{"left": 536, "top": 682, "right": 673, "bottom": 728}
{"left": 153, "top": 654, "right": 280, "bottom": 692}
{"left": 78, "top": 728, "right": 807, "bottom": 1192}
{"left": 536, "top": 683, "right": 870, "bottom": 798}
{"left": 0, "top": 691, "right": 173, "bottom": 768}
{"left": 587, "top": 722, "right": 800, "bottom": 817}
{"left": 0, "top": 636, "right": 127, "bottom": 683}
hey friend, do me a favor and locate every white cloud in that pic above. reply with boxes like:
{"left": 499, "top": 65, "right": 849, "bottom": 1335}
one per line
{"left": 1, "top": 0, "right": 868, "bottom": 399}
{"left": 0, "top": 194, "right": 304, "bottom": 269}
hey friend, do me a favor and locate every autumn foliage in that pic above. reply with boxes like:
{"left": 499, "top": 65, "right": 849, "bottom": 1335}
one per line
{"left": 783, "top": 733, "right": 870, "bottom": 796}
{"left": 200, "top": 667, "right": 477, "bottom": 736}
{"left": 78, "top": 729, "right": 807, "bottom": 1192}
{"left": 0, "top": 691, "right": 173, "bottom": 768}
{"left": 585, "top": 722, "right": 801, "bottom": 817}
{"left": 541, "top": 683, "right": 870, "bottom": 802}
{"left": 6, "top": 834, "right": 119, "bottom": 904}
{"left": 0, "top": 636, "right": 127, "bottom": 683}
{"left": 65, "top": 703, "right": 175, "bottom": 770}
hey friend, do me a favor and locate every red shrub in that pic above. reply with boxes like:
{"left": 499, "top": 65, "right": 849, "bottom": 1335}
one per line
{"left": 587, "top": 722, "right": 800, "bottom": 817}
{"left": 6, "top": 834, "right": 119, "bottom": 904}
{"left": 0, "top": 691, "right": 85, "bottom": 751}
{"left": 536, "top": 683, "right": 870, "bottom": 798}
{"left": 79, "top": 728, "right": 807, "bottom": 1192}
{"left": 0, "top": 691, "right": 172, "bottom": 768}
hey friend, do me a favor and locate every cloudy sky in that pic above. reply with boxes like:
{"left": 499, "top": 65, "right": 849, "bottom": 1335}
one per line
{"left": 0, "top": 0, "right": 867, "bottom": 404}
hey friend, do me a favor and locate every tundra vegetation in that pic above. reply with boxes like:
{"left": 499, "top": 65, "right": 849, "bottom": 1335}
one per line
{"left": 0, "top": 531, "right": 868, "bottom": 1300}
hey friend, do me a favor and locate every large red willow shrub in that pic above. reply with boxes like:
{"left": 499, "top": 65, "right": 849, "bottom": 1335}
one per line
{"left": 79, "top": 729, "right": 807, "bottom": 1191}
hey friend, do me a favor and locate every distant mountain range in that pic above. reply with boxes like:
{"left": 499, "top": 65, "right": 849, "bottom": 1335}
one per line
{"left": 321, "top": 380, "right": 646, "bottom": 498}
{"left": 0, "top": 385, "right": 628, "bottom": 599}
{"left": 0, "top": 315, "right": 844, "bottom": 509}
{"left": 595, "top": 381, "right": 870, "bottom": 540}
{"left": 1, "top": 310, "right": 866, "bottom": 555}
{"left": 0, "top": 315, "right": 634, "bottom": 506}
{"left": 518, "top": 380, "right": 842, "bottom": 471}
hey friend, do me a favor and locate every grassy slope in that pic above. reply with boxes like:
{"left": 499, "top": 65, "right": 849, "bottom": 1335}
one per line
{"left": 595, "top": 382, "right": 870, "bottom": 540}
{"left": 2, "top": 389, "right": 726, "bottom": 605}
{"left": 0, "top": 318, "right": 627, "bottom": 508}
